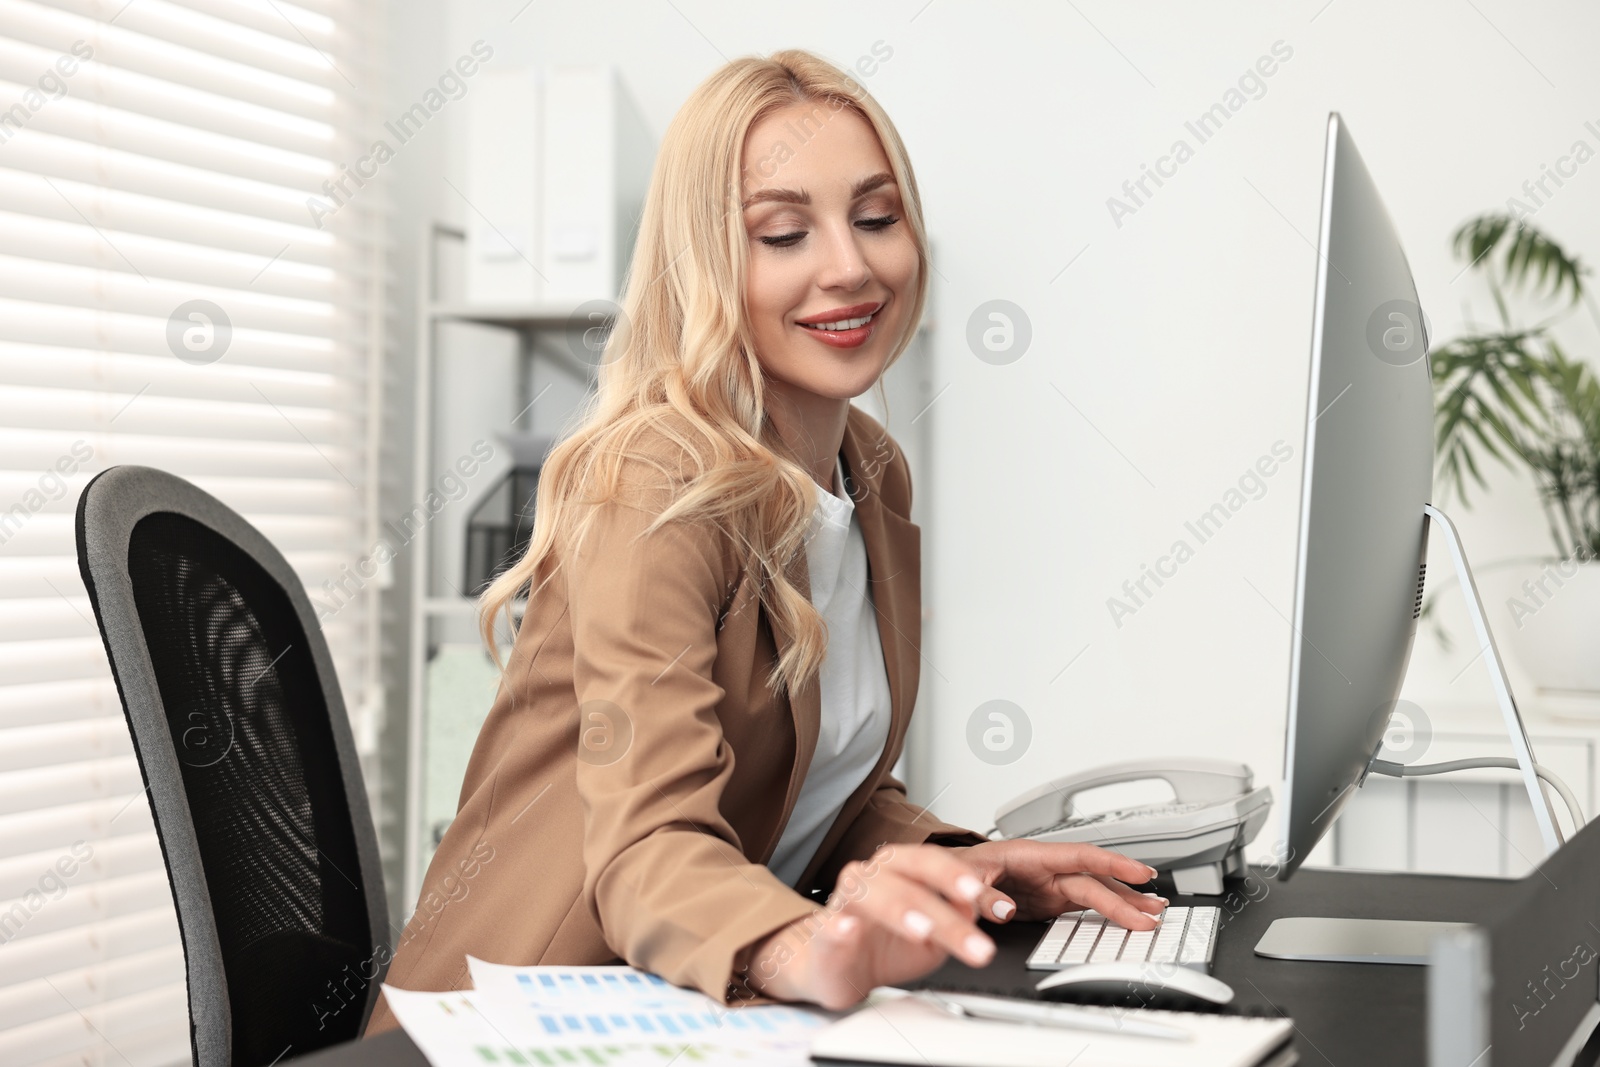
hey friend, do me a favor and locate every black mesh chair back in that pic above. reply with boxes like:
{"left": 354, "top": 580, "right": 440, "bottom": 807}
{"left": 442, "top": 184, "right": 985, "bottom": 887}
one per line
{"left": 75, "top": 466, "right": 389, "bottom": 1067}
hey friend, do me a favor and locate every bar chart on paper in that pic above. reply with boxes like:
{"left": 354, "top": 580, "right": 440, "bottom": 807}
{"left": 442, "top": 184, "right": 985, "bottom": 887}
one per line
{"left": 383, "top": 990, "right": 767, "bottom": 1067}
{"left": 468, "top": 1039, "right": 759, "bottom": 1064}
{"left": 486, "top": 964, "right": 827, "bottom": 1041}
{"left": 512, "top": 970, "right": 707, "bottom": 1011}
{"left": 518, "top": 1000, "right": 823, "bottom": 1039}
{"left": 385, "top": 964, "right": 834, "bottom": 1067}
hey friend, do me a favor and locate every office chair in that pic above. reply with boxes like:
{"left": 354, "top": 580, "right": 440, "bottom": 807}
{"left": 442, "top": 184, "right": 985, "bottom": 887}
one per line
{"left": 75, "top": 466, "right": 390, "bottom": 1067}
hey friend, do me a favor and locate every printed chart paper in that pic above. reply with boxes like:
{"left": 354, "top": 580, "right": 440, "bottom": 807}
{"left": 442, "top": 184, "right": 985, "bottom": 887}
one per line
{"left": 384, "top": 962, "right": 834, "bottom": 1067}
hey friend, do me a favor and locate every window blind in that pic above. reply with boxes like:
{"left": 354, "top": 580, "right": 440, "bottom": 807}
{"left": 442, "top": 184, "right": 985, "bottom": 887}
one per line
{"left": 0, "top": 0, "right": 385, "bottom": 1063}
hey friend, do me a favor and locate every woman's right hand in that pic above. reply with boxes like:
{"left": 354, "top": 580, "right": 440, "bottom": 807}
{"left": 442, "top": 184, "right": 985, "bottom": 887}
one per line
{"left": 740, "top": 843, "right": 1020, "bottom": 1011}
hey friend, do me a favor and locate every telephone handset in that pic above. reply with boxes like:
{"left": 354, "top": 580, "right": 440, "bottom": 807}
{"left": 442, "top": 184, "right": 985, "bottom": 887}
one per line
{"left": 991, "top": 757, "right": 1273, "bottom": 895}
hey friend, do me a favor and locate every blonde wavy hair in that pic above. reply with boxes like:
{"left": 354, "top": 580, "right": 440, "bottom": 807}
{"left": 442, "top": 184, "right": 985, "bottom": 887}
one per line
{"left": 478, "top": 48, "right": 931, "bottom": 697}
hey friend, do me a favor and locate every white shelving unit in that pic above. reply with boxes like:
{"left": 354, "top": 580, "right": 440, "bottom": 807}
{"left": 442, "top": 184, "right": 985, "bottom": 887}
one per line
{"left": 402, "top": 221, "right": 609, "bottom": 906}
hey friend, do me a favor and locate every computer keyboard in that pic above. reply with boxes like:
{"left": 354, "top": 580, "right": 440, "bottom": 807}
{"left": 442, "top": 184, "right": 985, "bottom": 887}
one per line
{"left": 1025, "top": 905, "right": 1220, "bottom": 972}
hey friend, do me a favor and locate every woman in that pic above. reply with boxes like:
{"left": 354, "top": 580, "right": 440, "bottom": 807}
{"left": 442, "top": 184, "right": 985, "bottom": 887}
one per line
{"left": 365, "top": 48, "right": 1162, "bottom": 1033}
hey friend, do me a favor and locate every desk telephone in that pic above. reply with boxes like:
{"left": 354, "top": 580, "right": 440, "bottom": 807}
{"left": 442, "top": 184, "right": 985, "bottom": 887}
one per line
{"left": 990, "top": 758, "right": 1273, "bottom": 895}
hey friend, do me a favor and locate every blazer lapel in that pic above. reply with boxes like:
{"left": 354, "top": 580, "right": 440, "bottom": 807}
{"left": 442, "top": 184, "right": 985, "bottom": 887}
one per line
{"left": 769, "top": 540, "right": 821, "bottom": 860}
{"left": 837, "top": 416, "right": 918, "bottom": 795}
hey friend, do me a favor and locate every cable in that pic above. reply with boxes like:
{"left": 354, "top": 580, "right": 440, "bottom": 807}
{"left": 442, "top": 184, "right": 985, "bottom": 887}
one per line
{"left": 1370, "top": 757, "right": 1584, "bottom": 838}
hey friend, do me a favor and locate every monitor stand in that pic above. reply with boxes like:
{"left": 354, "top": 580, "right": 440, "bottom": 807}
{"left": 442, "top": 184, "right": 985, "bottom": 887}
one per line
{"left": 1254, "top": 503, "right": 1567, "bottom": 964}
{"left": 1255, "top": 916, "right": 1477, "bottom": 964}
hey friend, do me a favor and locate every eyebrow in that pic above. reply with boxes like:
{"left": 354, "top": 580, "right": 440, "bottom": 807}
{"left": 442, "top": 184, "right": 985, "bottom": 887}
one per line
{"left": 741, "top": 171, "right": 896, "bottom": 210}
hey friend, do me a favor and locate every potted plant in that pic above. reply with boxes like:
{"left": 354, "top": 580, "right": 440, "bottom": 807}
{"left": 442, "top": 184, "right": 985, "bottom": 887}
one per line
{"left": 1428, "top": 212, "right": 1600, "bottom": 696}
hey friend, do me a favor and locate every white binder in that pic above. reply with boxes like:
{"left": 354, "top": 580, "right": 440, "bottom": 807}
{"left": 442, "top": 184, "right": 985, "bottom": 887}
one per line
{"left": 463, "top": 65, "right": 653, "bottom": 305}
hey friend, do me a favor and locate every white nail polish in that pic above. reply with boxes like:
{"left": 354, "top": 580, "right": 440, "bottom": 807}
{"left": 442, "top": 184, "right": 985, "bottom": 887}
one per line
{"left": 992, "top": 900, "right": 1015, "bottom": 920}
{"left": 965, "top": 934, "right": 995, "bottom": 962}
{"left": 903, "top": 909, "right": 934, "bottom": 940}
{"left": 956, "top": 875, "right": 984, "bottom": 901}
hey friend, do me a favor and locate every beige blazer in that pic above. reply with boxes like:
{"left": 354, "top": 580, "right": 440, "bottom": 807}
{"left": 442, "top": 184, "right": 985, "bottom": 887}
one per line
{"left": 365, "top": 405, "right": 983, "bottom": 1036}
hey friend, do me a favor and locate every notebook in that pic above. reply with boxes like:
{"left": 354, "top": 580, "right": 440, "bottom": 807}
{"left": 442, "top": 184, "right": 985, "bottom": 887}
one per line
{"left": 808, "top": 990, "right": 1296, "bottom": 1067}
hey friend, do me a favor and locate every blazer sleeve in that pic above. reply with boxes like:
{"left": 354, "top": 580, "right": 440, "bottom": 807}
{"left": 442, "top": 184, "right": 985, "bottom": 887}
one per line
{"left": 810, "top": 774, "right": 989, "bottom": 893}
{"left": 566, "top": 486, "right": 818, "bottom": 1005}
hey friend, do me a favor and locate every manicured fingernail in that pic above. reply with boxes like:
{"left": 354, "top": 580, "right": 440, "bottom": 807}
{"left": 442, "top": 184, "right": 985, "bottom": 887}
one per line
{"left": 903, "top": 909, "right": 934, "bottom": 940}
{"left": 965, "top": 934, "right": 995, "bottom": 963}
{"left": 992, "top": 900, "right": 1015, "bottom": 920}
{"left": 1145, "top": 864, "right": 1159, "bottom": 878}
{"left": 956, "top": 875, "right": 984, "bottom": 901}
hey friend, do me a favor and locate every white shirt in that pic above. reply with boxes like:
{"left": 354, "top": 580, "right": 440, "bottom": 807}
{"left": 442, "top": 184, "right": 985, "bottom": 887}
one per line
{"left": 766, "top": 455, "right": 894, "bottom": 888}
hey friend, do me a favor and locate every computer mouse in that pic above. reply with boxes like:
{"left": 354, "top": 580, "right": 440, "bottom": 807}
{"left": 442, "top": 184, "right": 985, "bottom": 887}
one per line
{"left": 1034, "top": 962, "right": 1236, "bottom": 1011}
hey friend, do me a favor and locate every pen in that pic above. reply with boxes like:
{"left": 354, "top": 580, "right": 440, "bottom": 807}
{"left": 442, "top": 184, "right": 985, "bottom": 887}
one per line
{"left": 913, "top": 991, "right": 1191, "bottom": 1041}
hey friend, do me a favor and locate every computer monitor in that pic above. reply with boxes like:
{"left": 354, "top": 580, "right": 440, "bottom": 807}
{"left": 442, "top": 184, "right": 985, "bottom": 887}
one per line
{"left": 1274, "top": 111, "right": 1435, "bottom": 874}
{"left": 1258, "top": 113, "right": 1568, "bottom": 963}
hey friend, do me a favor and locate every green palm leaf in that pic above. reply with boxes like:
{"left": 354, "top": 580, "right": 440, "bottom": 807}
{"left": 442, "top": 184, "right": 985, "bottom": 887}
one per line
{"left": 1452, "top": 213, "right": 1587, "bottom": 305}
{"left": 1433, "top": 212, "right": 1597, "bottom": 564}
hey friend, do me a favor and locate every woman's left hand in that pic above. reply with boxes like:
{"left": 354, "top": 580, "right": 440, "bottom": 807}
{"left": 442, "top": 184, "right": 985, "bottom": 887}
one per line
{"left": 943, "top": 839, "right": 1167, "bottom": 930}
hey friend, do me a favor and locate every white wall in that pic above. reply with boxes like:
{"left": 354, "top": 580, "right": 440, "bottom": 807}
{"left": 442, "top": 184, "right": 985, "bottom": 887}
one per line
{"left": 389, "top": 0, "right": 1600, "bottom": 848}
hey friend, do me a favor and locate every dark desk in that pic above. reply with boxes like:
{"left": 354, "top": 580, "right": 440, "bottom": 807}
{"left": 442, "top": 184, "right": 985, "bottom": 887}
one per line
{"left": 912, "top": 865, "right": 1516, "bottom": 1066}
{"left": 288, "top": 867, "right": 1587, "bottom": 1067}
